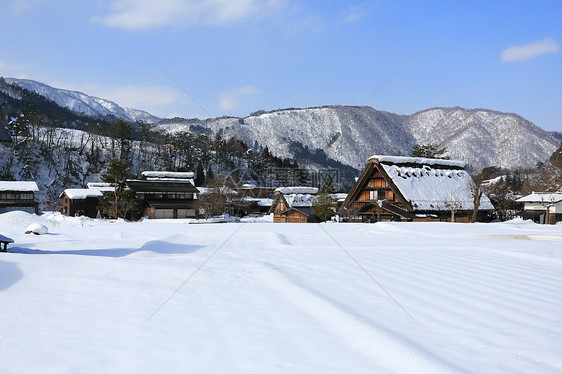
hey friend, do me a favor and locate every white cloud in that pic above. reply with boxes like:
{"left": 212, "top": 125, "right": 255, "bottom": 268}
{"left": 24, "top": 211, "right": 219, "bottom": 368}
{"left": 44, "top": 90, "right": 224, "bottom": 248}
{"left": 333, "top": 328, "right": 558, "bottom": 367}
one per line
{"left": 219, "top": 86, "right": 260, "bottom": 111}
{"left": 342, "top": 3, "right": 368, "bottom": 22}
{"left": 49, "top": 81, "right": 188, "bottom": 117}
{"left": 92, "top": 0, "right": 285, "bottom": 30}
{"left": 501, "top": 37, "right": 560, "bottom": 62}
{"left": 0, "top": 0, "right": 43, "bottom": 16}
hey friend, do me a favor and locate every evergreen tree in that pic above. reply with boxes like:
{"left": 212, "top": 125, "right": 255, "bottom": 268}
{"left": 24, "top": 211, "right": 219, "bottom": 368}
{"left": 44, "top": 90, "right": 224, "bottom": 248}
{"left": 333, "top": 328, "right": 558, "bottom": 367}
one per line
{"left": 205, "top": 165, "right": 214, "bottom": 185}
{"left": 312, "top": 177, "right": 336, "bottom": 222}
{"left": 100, "top": 158, "right": 134, "bottom": 219}
{"left": 195, "top": 162, "right": 205, "bottom": 186}
{"left": 409, "top": 144, "right": 450, "bottom": 159}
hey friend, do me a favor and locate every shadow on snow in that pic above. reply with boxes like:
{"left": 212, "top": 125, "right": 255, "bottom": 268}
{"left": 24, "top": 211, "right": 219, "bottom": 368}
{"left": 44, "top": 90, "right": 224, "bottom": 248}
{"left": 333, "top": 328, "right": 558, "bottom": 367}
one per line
{"left": 9, "top": 240, "right": 205, "bottom": 258}
{"left": 0, "top": 260, "right": 23, "bottom": 291}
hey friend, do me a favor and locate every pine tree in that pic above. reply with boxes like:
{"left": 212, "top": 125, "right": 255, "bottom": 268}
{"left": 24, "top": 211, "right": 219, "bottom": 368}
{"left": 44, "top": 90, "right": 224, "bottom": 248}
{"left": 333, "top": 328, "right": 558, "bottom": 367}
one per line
{"left": 312, "top": 177, "right": 336, "bottom": 222}
{"left": 195, "top": 162, "right": 205, "bottom": 186}
{"left": 409, "top": 144, "right": 450, "bottom": 159}
{"left": 100, "top": 159, "right": 133, "bottom": 219}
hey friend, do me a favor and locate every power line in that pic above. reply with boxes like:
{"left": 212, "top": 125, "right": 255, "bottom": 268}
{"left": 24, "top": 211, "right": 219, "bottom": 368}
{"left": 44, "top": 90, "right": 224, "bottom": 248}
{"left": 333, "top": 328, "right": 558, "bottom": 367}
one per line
{"left": 146, "top": 223, "right": 245, "bottom": 322}
{"left": 145, "top": 52, "right": 213, "bottom": 118}
{"left": 362, "top": 53, "right": 415, "bottom": 106}
{"left": 317, "top": 224, "right": 417, "bottom": 322}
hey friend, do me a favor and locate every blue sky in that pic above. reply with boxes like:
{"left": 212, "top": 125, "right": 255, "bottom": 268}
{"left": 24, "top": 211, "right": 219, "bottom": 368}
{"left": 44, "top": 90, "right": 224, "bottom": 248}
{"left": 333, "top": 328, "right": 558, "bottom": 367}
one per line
{"left": 1, "top": 0, "right": 561, "bottom": 131}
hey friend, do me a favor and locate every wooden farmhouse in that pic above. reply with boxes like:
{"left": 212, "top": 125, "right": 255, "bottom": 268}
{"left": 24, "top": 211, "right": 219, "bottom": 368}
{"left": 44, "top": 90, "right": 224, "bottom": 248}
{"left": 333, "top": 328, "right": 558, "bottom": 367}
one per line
{"left": 516, "top": 192, "right": 562, "bottom": 224}
{"left": 342, "top": 155, "right": 494, "bottom": 222}
{"left": 269, "top": 187, "right": 318, "bottom": 223}
{"left": 0, "top": 181, "right": 39, "bottom": 214}
{"left": 60, "top": 183, "right": 114, "bottom": 218}
{"left": 126, "top": 171, "right": 200, "bottom": 219}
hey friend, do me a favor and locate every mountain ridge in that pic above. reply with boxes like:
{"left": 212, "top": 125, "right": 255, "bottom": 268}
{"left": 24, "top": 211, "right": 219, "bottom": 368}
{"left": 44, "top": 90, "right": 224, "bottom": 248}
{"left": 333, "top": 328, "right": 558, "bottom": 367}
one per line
{"left": 4, "top": 78, "right": 160, "bottom": 124}
{"left": 3, "top": 77, "right": 558, "bottom": 171}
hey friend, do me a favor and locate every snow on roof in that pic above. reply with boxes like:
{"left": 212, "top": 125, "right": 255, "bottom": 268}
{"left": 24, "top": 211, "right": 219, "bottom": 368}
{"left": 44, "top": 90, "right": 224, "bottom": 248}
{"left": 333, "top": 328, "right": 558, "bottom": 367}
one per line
{"left": 275, "top": 186, "right": 318, "bottom": 195}
{"left": 0, "top": 234, "right": 14, "bottom": 243}
{"left": 516, "top": 192, "right": 562, "bottom": 203}
{"left": 61, "top": 189, "right": 103, "bottom": 199}
{"left": 86, "top": 183, "right": 115, "bottom": 192}
{"left": 381, "top": 164, "right": 494, "bottom": 211}
{"left": 144, "top": 178, "right": 196, "bottom": 186}
{"left": 0, "top": 181, "right": 39, "bottom": 192}
{"left": 86, "top": 182, "right": 112, "bottom": 188}
{"left": 243, "top": 197, "right": 273, "bottom": 206}
{"left": 141, "top": 171, "right": 194, "bottom": 179}
{"left": 333, "top": 193, "right": 348, "bottom": 201}
{"left": 197, "top": 187, "right": 238, "bottom": 196}
{"left": 370, "top": 155, "right": 465, "bottom": 168}
{"left": 284, "top": 193, "right": 317, "bottom": 208}
{"left": 240, "top": 183, "right": 257, "bottom": 189}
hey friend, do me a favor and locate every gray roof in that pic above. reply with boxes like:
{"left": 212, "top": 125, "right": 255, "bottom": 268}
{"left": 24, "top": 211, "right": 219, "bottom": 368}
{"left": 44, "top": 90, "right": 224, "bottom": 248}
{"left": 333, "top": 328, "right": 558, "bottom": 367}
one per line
{"left": 0, "top": 124, "right": 12, "bottom": 143}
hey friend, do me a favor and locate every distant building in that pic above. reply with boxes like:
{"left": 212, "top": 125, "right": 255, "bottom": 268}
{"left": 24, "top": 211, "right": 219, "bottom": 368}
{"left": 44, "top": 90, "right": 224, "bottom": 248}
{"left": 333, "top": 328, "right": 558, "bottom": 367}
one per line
{"left": 0, "top": 123, "right": 12, "bottom": 143}
{"left": 0, "top": 181, "right": 39, "bottom": 214}
{"left": 269, "top": 187, "right": 318, "bottom": 223}
{"left": 233, "top": 183, "right": 274, "bottom": 216}
{"left": 342, "top": 155, "right": 494, "bottom": 222}
{"left": 126, "top": 171, "right": 199, "bottom": 219}
{"left": 516, "top": 192, "right": 562, "bottom": 224}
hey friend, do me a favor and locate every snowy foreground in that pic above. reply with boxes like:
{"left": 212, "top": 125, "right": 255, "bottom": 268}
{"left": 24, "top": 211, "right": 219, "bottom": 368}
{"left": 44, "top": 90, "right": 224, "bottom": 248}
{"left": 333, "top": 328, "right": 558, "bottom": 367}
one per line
{"left": 1, "top": 212, "right": 561, "bottom": 373}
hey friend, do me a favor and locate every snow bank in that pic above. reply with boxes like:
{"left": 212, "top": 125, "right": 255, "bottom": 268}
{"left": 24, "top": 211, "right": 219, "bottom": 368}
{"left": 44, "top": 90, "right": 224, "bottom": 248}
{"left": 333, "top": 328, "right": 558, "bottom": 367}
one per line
{"left": 25, "top": 223, "right": 48, "bottom": 235}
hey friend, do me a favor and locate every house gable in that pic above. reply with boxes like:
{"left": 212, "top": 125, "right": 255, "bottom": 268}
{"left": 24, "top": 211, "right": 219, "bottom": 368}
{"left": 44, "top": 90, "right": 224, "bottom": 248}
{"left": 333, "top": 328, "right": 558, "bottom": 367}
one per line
{"left": 343, "top": 155, "right": 493, "bottom": 221}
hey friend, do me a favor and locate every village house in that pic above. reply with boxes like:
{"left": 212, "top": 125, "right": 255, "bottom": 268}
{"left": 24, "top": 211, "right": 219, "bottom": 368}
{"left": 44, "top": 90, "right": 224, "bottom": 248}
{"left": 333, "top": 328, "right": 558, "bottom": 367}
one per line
{"left": 60, "top": 183, "right": 115, "bottom": 218}
{"left": 516, "top": 192, "right": 562, "bottom": 224}
{"left": 126, "top": 171, "right": 199, "bottom": 219}
{"left": 269, "top": 187, "right": 319, "bottom": 223}
{"left": 234, "top": 183, "right": 273, "bottom": 216}
{"left": 342, "top": 155, "right": 494, "bottom": 222}
{"left": 0, "top": 181, "right": 39, "bottom": 214}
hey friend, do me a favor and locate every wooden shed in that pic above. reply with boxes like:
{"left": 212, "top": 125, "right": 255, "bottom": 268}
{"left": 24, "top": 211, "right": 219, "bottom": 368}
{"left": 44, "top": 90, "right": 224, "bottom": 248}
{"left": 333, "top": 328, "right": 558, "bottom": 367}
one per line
{"left": 60, "top": 189, "right": 103, "bottom": 218}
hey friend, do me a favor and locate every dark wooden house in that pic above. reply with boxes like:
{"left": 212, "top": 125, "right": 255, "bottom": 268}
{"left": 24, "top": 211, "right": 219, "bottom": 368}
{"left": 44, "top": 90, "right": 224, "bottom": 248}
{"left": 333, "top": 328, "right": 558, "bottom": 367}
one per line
{"left": 269, "top": 187, "right": 318, "bottom": 223}
{"left": 126, "top": 171, "right": 200, "bottom": 219}
{"left": 342, "top": 155, "right": 493, "bottom": 222}
{"left": 0, "top": 181, "right": 39, "bottom": 214}
{"left": 60, "top": 189, "right": 103, "bottom": 217}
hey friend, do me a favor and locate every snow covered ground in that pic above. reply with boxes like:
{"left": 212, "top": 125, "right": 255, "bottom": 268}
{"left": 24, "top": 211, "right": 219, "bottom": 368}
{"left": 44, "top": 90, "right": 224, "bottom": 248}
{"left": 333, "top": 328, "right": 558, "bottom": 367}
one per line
{"left": 0, "top": 212, "right": 561, "bottom": 373}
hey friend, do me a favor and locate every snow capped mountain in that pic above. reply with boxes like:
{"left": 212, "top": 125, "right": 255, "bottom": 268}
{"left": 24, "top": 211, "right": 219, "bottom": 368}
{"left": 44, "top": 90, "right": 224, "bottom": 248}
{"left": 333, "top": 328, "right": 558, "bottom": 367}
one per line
{"left": 4, "top": 78, "right": 160, "bottom": 124}
{"left": 4, "top": 76, "right": 557, "bottom": 171}
{"left": 155, "top": 105, "right": 559, "bottom": 170}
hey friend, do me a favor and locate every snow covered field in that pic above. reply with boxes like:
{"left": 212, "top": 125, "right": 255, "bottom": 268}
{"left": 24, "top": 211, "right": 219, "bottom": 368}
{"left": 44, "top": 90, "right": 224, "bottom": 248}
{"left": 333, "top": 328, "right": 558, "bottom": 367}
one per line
{"left": 1, "top": 212, "right": 561, "bottom": 373}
